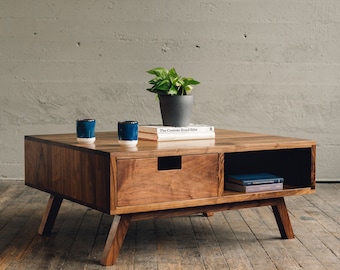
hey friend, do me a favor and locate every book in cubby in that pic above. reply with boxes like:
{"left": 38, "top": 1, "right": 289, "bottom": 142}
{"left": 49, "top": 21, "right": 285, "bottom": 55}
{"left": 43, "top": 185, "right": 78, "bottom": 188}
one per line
{"left": 225, "top": 173, "right": 284, "bottom": 193}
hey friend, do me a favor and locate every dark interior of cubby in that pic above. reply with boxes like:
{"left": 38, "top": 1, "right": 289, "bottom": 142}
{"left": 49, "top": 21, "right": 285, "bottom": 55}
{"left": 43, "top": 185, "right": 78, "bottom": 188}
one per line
{"left": 224, "top": 148, "right": 312, "bottom": 189}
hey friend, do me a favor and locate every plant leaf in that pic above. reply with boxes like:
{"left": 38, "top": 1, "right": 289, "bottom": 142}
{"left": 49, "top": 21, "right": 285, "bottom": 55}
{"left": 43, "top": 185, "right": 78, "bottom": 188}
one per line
{"left": 148, "top": 78, "right": 162, "bottom": 85}
{"left": 182, "top": 77, "right": 200, "bottom": 86}
{"left": 168, "top": 85, "right": 178, "bottom": 95}
{"left": 155, "top": 79, "right": 171, "bottom": 90}
{"left": 184, "top": 85, "right": 193, "bottom": 94}
{"left": 147, "top": 67, "right": 168, "bottom": 78}
{"left": 168, "top": 67, "right": 178, "bottom": 79}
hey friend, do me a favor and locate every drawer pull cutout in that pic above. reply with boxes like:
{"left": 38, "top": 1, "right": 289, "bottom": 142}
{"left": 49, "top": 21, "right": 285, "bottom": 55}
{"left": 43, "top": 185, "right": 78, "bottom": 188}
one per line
{"left": 158, "top": 156, "right": 182, "bottom": 170}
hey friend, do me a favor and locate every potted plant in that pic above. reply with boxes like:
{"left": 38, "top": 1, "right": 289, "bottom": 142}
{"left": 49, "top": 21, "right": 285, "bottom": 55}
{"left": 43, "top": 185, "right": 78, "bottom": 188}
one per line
{"left": 146, "top": 67, "right": 200, "bottom": 127}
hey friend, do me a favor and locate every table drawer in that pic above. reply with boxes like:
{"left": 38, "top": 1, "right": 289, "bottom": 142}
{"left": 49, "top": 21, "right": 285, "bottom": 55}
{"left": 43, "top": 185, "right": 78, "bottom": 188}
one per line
{"left": 116, "top": 154, "right": 219, "bottom": 207}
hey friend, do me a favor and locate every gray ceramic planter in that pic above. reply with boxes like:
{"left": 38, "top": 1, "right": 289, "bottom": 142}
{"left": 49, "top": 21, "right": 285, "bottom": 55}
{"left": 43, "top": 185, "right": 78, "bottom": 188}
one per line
{"left": 159, "top": 95, "right": 193, "bottom": 127}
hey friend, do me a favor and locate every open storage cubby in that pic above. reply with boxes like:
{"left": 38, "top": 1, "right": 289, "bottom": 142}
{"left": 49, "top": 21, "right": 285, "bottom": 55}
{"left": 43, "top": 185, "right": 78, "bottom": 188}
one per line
{"left": 224, "top": 148, "right": 313, "bottom": 190}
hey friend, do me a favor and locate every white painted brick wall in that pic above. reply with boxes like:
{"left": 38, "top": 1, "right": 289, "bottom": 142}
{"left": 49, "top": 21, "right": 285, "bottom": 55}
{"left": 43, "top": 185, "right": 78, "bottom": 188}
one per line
{"left": 1, "top": 0, "right": 339, "bottom": 180}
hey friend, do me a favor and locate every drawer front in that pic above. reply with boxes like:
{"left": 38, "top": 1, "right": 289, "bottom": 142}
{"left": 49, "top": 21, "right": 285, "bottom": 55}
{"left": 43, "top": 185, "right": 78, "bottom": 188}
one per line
{"left": 117, "top": 154, "right": 219, "bottom": 207}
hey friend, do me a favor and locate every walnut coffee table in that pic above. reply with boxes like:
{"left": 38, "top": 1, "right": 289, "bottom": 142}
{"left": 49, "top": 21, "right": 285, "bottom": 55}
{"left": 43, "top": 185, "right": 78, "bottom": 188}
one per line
{"left": 24, "top": 129, "right": 316, "bottom": 265}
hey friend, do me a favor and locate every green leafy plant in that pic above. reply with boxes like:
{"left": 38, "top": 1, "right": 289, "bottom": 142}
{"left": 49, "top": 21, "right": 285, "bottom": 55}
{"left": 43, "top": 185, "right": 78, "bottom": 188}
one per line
{"left": 146, "top": 67, "right": 200, "bottom": 96}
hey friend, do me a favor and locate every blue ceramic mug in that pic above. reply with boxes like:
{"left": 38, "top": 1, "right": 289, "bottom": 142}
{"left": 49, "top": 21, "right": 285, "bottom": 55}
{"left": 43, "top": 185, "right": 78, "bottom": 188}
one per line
{"left": 118, "top": 121, "right": 138, "bottom": 147}
{"left": 76, "top": 119, "right": 96, "bottom": 144}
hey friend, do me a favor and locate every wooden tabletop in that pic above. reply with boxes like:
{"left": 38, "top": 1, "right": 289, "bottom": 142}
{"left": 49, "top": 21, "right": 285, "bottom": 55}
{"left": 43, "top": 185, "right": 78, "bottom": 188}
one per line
{"left": 25, "top": 129, "right": 316, "bottom": 158}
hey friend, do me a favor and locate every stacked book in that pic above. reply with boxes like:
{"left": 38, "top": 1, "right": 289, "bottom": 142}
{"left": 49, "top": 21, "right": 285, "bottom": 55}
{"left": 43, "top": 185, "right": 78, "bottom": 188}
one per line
{"left": 138, "top": 124, "right": 215, "bottom": 141}
{"left": 225, "top": 173, "right": 284, "bottom": 193}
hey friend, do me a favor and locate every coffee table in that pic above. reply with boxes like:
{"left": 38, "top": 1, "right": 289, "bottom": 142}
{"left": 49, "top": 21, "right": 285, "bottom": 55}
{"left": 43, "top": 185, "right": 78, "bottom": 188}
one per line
{"left": 25, "top": 129, "right": 316, "bottom": 265}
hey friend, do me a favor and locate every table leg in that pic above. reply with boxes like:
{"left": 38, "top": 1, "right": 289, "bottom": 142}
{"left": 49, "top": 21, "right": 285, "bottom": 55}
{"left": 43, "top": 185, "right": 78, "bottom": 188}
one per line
{"left": 100, "top": 215, "right": 132, "bottom": 266}
{"left": 203, "top": 211, "right": 214, "bottom": 217}
{"left": 38, "top": 194, "right": 63, "bottom": 235}
{"left": 272, "top": 197, "right": 294, "bottom": 239}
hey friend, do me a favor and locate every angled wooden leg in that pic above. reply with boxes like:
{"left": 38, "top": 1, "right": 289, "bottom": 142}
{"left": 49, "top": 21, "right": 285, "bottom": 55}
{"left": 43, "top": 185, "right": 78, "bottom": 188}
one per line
{"left": 203, "top": 211, "right": 214, "bottom": 217}
{"left": 272, "top": 197, "right": 294, "bottom": 239}
{"left": 38, "top": 194, "right": 63, "bottom": 235}
{"left": 100, "top": 215, "right": 132, "bottom": 266}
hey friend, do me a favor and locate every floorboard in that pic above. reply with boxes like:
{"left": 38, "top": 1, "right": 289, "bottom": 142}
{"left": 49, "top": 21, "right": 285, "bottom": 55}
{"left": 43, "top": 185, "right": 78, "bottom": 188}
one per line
{"left": 0, "top": 181, "right": 339, "bottom": 270}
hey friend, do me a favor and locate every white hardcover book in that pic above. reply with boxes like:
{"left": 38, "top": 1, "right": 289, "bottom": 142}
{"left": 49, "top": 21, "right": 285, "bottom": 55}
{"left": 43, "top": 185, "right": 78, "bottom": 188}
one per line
{"left": 139, "top": 124, "right": 214, "bottom": 134}
{"left": 138, "top": 131, "right": 215, "bottom": 141}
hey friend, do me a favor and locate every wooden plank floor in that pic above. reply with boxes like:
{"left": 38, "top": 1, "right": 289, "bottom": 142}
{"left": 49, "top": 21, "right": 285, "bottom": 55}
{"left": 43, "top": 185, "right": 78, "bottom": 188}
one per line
{"left": 0, "top": 181, "right": 339, "bottom": 270}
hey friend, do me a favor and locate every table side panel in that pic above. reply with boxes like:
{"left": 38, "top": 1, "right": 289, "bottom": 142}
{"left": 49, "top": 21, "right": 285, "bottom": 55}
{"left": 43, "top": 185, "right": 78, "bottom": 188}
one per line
{"left": 311, "top": 144, "right": 316, "bottom": 189}
{"left": 116, "top": 154, "right": 219, "bottom": 207}
{"left": 25, "top": 139, "right": 111, "bottom": 213}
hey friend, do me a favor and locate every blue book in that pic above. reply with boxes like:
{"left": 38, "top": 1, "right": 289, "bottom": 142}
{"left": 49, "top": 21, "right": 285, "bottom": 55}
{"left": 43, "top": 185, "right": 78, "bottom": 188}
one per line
{"left": 227, "top": 173, "right": 284, "bottom": 186}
